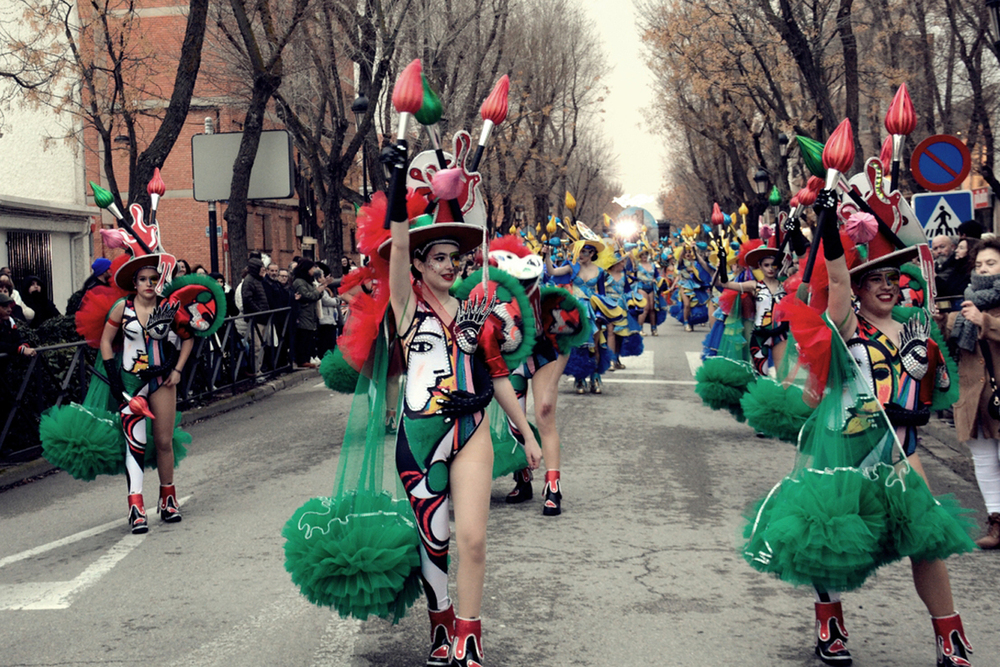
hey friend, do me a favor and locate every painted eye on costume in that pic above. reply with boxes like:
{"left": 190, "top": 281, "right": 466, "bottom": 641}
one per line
{"left": 411, "top": 340, "right": 434, "bottom": 353}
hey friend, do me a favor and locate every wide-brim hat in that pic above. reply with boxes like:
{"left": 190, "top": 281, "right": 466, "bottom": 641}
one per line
{"left": 849, "top": 246, "right": 919, "bottom": 281}
{"left": 572, "top": 238, "right": 606, "bottom": 261}
{"left": 377, "top": 217, "right": 484, "bottom": 261}
{"left": 744, "top": 246, "right": 781, "bottom": 269}
{"left": 115, "top": 253, "right": 168, "bottom": 290}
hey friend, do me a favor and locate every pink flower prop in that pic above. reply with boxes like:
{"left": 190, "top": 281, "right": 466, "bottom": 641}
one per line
{"left": 431, "top": 168, "right": 463, "bottom": 200}
{"left": 844, "top": 212, "right": 878, "bottom": 244}
{"left": 760, "top": 224, "right": 774, "bottom": 242}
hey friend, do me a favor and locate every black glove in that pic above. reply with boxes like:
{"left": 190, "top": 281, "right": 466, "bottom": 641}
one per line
{"left": 815, "top": 189, "right": 844, "bottom": 261}
{"left": 103, "top": 358, "right": 126, "bottom": 405}
{"left": 380, "top": 145, "right": 409, "bottom": 223}
{"left": 437, "top": 357, "right": 494, "bottom": 419}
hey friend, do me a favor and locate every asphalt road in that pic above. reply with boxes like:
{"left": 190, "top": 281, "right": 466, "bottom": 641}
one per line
{"left": 1, "top": 321, "right": 998, "bottom": 666}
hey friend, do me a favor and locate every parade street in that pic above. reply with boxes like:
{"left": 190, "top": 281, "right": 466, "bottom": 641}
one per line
{"left": 2, "top": 323, "right": 998, "bottom": 667}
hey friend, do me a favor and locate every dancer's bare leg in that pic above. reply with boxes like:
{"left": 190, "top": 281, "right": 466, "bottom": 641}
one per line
{"left": 450, "top": 418, "right": 493, "bottom": 618}
{"left": 149, "top": 384, "right": 177, "bottom": 485}
{"left": 531, "top": 354, "right": 568, "bottom": 470}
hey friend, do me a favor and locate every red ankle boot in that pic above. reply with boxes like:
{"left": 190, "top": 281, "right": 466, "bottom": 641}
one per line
{"left": 932, "top": 613, "right": 973, "bottom": 667}
{"left": 127, "top": 493, "right": 148, "bottom": 534}
{"left": 158, "top": 484, "right": 182, "bottom": 523}
{"left": 451, "top": 617, "right": 483, "bottom": 667}
{"left": 542, "top": 470, "right": 561, "bottom": 516}
{"left": 815, "top": 601, "right": 851, "bottom": 665}
{"left": 426, "top": 605, "right": 455, "bottom": 667}
{"left": 505, "top": 469, "right": 532, "bottom": 504}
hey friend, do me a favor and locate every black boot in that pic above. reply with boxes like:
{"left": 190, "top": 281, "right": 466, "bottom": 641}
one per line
{"left": 815, "top": 601, "right": 852, "bottom": 665}
{"left": 505, "top": 469, "right": 533, "bottom": 504}
{"left": 426, "top": 605, "right": 455, "bottom": 667}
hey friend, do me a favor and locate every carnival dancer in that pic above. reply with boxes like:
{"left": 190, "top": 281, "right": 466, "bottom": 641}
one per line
{"left": 551, "top": 239, "right": 625, "bottom": 394}
{"left": 605, "top": 249, "right": 644, "bottom": 369}
{"left": 671, "top": 242, "right": 714, "bottom": 331}
{"left": 713, "top": 241, "right": 789, "bottom": 376}
{"left": 101, "top": 256, "right": 193, "bottom": 533}
{"left": 634, "top": 246, "right": 667, "bottom": 335}
{"left": 742, "top": 183, "right": 976, "bottom": 667}
{"left": 479, "top": 236, "right": 590, "bottom": 516}
{"left": 383, "top": 148, "right": 542, "bottom": 667}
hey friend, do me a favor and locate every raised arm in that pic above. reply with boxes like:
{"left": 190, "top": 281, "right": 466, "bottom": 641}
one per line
{"left": 815, "top": 190, "right": 854, "bottom": 337}
{"left": 385, "top": 146, "right": 416, "bottom": 332}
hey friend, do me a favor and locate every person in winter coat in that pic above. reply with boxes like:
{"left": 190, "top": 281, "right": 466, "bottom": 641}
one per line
{"left": 22, "top": 276, "right": 61, "bottom": 328}
{"left": 240, "top": 257, "right": 269, "bottom": 374}
{"left": 290, "top": 259, "right": 333, "bottom": 368}
{"left": 938, "top": 236, "right": 1000, "bottom": 550}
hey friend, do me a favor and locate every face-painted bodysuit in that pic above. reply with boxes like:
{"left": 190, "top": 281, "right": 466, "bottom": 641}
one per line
{"left": 119, "top": 296, "right": 180, "bottom": 495}
{"left": 847, "top": 315, "right": 922, "bottom": 456}
{"left": 395, "top": 296, "right": 486, "bottom": 612}
{"left": 749, "top": 281, "right": 789, "bottom": 376}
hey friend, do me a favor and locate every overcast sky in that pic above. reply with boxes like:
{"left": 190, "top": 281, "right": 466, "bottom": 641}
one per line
{"left": 582, "top": 0, "right": 667, "bottom": 218}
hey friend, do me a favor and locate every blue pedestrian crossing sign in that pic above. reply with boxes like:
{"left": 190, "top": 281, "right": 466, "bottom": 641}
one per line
{"left": 910, "top": 190, "right": 973, "bottom": 237}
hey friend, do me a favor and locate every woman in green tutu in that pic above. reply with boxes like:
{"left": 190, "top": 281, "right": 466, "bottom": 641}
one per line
{"left": 798, "top": 191, "right": 972, "bottom": 666}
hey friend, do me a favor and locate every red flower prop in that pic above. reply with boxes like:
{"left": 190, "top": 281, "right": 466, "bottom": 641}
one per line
{"left": 392, "top": 60, "right": 424, "bottom": 114}
{"left": 823, "top": 119, "right": 855, "bottom": 174}
{"left": 147, "top": 167, "right": 165, "bottom": 197}
{"left": 884, "top": 83, "right": 916, "bottom": 136}
{"left": 480, "top": 75, "right": 510, "bottom": 125}
{"left": 711, "top": 203, "right": 724, "bottom": 227}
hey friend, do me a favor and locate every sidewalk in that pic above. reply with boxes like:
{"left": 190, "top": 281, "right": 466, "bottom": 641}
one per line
{"left": 0, "top": 368, "right": 320, "bottom": 493}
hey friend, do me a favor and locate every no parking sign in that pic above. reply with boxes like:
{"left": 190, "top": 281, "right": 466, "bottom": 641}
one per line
{"left": 910, "top": 135, "right": 971, "bottom": 192}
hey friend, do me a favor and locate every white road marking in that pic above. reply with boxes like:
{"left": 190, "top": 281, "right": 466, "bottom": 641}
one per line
{"left": 686, "top": 351, "right": 703, "bottom": 377}
{"left": 614, "top": 349, "right": 654, "bottom": 375}
{"left": 0, "top": 495, "right": 192, "bottom": 570}
{"left": 310, "top": 614, "right": 362, "bottom": 667}
{"left": 601, "top": 379, "right": 696, "bottom": 385}
{"left": 0, "top": 533, "right": 144, "bottom": 610}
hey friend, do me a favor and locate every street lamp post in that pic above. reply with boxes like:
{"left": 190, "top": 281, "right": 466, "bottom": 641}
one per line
{"left": 751, "top": 167, "right": 770, "bottom": 239}
{"left": 351, "top": 96, "right": 370, "bottom": 202}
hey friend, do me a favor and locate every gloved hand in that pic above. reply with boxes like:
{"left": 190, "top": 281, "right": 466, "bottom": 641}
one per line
{"left": 380, "top": 144, "right": 409, "bottom": 223}
{"left": 815, "top": 189, "right": 838, "bottom": 212}
{"left": 103, "top": 358, "right": 127, "bottom": 405}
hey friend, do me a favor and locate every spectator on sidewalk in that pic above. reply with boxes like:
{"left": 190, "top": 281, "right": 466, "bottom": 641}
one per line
{"left": 0, "top": 277, "right": 30, "bottom": 322}
{"left": 0, "top": 293, "right": 35, "bottom": 359}
{"left": 66, "top": 258, "right": 114, "bottom": 316}
{"left": 22, "top": 276, "right": 60, "bottom": 328}
{"left": 316, "top": 263, "right": 340, "bottom": 358}
{"left": 958, "top": 220, "right": 985, "bottom": 240}
{"left": 173, "top": 259, "right": 191, "bottom": 279}
{"left": 939, "top": 236, "right": 1000, "bottom": 550}
{"left": 290, "top": 259, "right": 331, "bottom": 368}
{"left": 210, "top": 271, "right": 238, "bottom": 319}
{"left": 240, "top": 257, "right": 269, "bottom": 375}
{"left": 933, "top": 235, "right": 969, "bottom": 298}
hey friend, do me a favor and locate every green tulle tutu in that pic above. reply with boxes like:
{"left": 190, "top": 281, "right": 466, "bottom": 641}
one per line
{"left": 488, "top": 399, "right": 534, "bottom": 479}
{"left": 282, "top": 491, "right": 422, "bottom": 623}
{"left": 741, "top": 313, "right": 976, "bottom": 592}
{"left": 741, "top": 378, "right": 812, "bottom": 444}
{"left": 742, "top": 463, "right": 976, "bottom": 592}
{"left": 284, "top": 318, "right": 422, "bottom": 623}
{"left": 40, "top": 402, "right": 190, "bottom": 480}
{"left": 319, "top": 347, "right": 361, "bottom": 394}
{"left": 695, "top": 356, "right": 756, "bottom": 422}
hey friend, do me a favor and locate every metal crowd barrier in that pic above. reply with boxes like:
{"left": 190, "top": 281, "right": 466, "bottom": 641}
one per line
{"left": 0, "top": 307, "right": 292, "bottom": 463}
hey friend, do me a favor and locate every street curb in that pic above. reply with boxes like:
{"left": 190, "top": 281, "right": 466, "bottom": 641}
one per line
{"left": 179, "top": 368, "right": 319, "bottom": 426}
{"left": 0, "top": 369, "right": 320, "bottom": 492}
